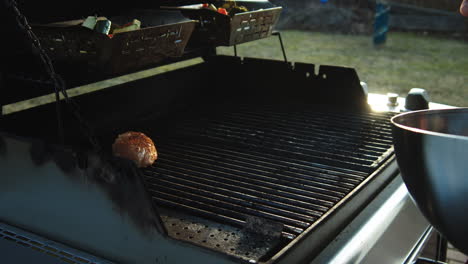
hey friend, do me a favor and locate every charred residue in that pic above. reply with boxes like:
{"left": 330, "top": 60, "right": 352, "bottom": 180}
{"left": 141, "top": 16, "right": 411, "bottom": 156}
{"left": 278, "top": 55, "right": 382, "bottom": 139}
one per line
{"left": 244, "top": 215, "right": 283, "bottom": 239}
{"left": 29, "top": 140, "right": 52, "bottom": 166}
{"left": 28, "top": 137, "right": 165, "bottom": 236}
{"left": 82, "top": 152, "right": 166, "bottom": 236}
{"left": 52, "top": 148, "right": 77, "bottom": 173}
{"left": 29, "top": 140, "right": 77, "bottom": 173}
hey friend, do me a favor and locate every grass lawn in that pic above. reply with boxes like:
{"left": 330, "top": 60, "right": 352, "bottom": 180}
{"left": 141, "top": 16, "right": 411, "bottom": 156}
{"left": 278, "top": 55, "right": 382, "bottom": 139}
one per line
{"left": 218, "top": 31, "right": 468, "bottom": 107}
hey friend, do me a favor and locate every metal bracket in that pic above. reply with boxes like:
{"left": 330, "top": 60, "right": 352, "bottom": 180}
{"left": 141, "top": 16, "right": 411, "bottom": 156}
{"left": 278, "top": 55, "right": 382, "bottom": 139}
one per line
{"left": 435, "top": 232, "right": 448, "bottom": 262}
{"left": 272, "top": 31, "right": 288, "bottom": 63}
{"left": 233, "top": 30, "right": 288, "bottom": 64}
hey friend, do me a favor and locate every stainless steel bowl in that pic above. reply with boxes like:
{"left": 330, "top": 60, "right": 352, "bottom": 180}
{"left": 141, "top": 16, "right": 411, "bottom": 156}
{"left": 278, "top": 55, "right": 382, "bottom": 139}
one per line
{"left": 391, "top": 108, "right": 468, "bottom": 254}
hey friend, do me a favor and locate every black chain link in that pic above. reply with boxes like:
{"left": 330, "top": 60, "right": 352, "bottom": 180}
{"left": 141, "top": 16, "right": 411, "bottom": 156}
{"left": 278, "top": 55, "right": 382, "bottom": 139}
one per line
{"left": 7, "top": 0, "right": 102, "bottom": 153}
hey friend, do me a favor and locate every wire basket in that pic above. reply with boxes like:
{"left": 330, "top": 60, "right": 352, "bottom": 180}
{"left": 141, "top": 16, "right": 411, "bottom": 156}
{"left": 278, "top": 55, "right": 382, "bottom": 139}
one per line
{"left": 33, "top": 12, "right": 196, "bottom": 76}
{"left": 181, "top": 6, "right": 282, "bottom": 46}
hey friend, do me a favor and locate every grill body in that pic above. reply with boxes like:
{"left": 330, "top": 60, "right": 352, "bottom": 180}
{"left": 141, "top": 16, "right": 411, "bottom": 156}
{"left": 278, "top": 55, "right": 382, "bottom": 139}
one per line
{"left": 0, "top": 56, "right": 419, "bottom": 263}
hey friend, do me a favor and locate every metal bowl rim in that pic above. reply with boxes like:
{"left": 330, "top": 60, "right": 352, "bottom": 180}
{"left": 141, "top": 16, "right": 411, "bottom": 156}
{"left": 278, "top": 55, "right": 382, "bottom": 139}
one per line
{"left": 391, "top": 107, "right": 468, "bottom": 141}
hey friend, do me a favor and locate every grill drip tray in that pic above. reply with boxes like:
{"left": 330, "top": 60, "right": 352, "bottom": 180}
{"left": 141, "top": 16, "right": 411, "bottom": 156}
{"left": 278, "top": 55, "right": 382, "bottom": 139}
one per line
{"left": 159, "top": 208, "right": 281, "bottom": 262}
{"left": 134, "top": 104, "right": 395, "bottom": 262}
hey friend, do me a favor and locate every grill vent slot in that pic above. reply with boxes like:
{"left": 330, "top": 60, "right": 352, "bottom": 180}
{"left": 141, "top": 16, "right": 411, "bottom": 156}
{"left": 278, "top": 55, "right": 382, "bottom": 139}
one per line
{"left": 0, "top": 223, "right": 108, "bottom": 264}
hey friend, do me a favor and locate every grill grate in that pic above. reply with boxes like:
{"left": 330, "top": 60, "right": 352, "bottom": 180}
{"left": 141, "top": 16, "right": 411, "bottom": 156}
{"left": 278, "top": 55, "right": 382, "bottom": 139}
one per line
{"left": 140, "top": 104, "right": 395, "bottom": 258}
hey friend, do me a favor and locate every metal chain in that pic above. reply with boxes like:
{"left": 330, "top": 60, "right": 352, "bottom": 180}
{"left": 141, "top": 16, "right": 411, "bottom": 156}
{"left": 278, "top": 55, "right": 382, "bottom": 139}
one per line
{"left": 6, "top": 0, "right": 102, "bottom": 153}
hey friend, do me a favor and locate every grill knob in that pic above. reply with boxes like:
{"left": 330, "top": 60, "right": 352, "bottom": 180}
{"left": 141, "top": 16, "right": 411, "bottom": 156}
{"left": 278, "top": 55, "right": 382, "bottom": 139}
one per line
{"left": 387, "top": 93, "right": 399, "bottom": 107}
{"left": 360, "top": 82, "right": 369, "bottom": 98}
{"left": 405, "top": 88, "right": 430, "bottom": 110}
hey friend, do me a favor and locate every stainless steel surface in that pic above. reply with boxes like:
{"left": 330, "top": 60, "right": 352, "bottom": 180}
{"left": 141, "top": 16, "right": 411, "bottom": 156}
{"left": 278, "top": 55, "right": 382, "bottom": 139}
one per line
{"left": 360, "top": 82, "right": 369, "bottom": 97}
{"left": 311, "top": 176, "right": 431, "bottom": 264}
{"left": 0, "top": 134, "right": 236, "bottom": 264}
{"left": 0, "top": 236, "right": 69, "bottom": 264}
{"left": 391, "top": 107, "right": 468, "bottom": 255}
{"left": 387, "top": 93, "right": 399, "bottom": 107}
{"left": 367, "top": 93, "right": 453, "bottom": 113}
{"left": 405, "top": 88, "right": 430, "bottom": 111}
{"left": 405, "top": 227, "right": 435, "bottom": 264}
{"left": 0, "top": 222, "right": 113, "bottom": 264}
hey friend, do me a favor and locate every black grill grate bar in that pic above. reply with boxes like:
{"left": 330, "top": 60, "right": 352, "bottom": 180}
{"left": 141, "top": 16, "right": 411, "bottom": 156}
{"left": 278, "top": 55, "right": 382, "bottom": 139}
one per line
{"left": 220, "top": 111, "right": 394, "bottom": 145}
{"left": 185, "top": 122, "right": 385, "bottom": 161}
{"left": 205, "top": 118, "right": 391, "bottom": 154}
{"left": 233, "top": 105, "right": 394, "bottom": 131}
{"left": 145, "top": 179, "right": 318, "bottom": 224}
{"left": 155, "top": 156, "right": 346, "bottom": 203}
{"left": 150, "top": 190, "right": 305, "bottom": 235}
{"left": 161, "top": 149, "right": 353, "bottom": 194}
{"left": 145, "top": 164, "right": 334, "bottom": 210}
{"left": 226, "top": 108, "right": 394, "bottom": 140}
{"left": 323, "top": 115, "right": 392, "bottom": 131}
{"left": 160, "top": 142, "right": 358, "bottom": 189}
{"left": 303, "top": 108, "right": 395, "bottom": 125}
{"left": 181, "top": 115, "right": 391, "bottom": 152}
{"left": 281, "top": 110, "right": 393, "bottom": 131}
{"left": 230, "top": 112, "right": 394, "bottom": 147}
{"left": 144, "top": 174, "right": 324, "bottom": 218}
{"left": 169, "top": 141, "right": 368, "bottom": 180}
{"left": 153, "top": 197, "right": 245, "bottom": 227}
{"left": 173, "top": 126, "right": 378, "bottom": 169}
{"left": 215, "top": 109, "right": 394, "bottom": 141}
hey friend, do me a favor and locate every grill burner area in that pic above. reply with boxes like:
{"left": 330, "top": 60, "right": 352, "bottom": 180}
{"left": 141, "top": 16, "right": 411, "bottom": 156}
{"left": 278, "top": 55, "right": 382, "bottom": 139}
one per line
{"left": 138, "top": 104, "right": 395, "bottom": 261}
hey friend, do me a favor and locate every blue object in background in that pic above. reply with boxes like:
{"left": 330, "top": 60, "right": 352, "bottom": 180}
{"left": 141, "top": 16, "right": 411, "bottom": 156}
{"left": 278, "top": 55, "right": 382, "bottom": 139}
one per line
{"left": 320, "top": 0, "right": 328, "bottom": 3}
{"left": 374, "top": 2, "right": 390, "bottom": 45}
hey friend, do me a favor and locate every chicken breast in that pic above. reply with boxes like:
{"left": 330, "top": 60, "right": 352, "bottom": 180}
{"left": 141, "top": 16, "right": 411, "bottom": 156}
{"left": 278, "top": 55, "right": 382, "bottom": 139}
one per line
{"left": 112, "top": 131, "right": 157, "bottom": 168}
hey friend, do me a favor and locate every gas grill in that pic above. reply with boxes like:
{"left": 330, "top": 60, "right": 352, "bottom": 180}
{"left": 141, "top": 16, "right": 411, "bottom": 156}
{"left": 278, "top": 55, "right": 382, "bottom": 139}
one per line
{"left": 0, "top": 1, "right": 438, "bottom": 263}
